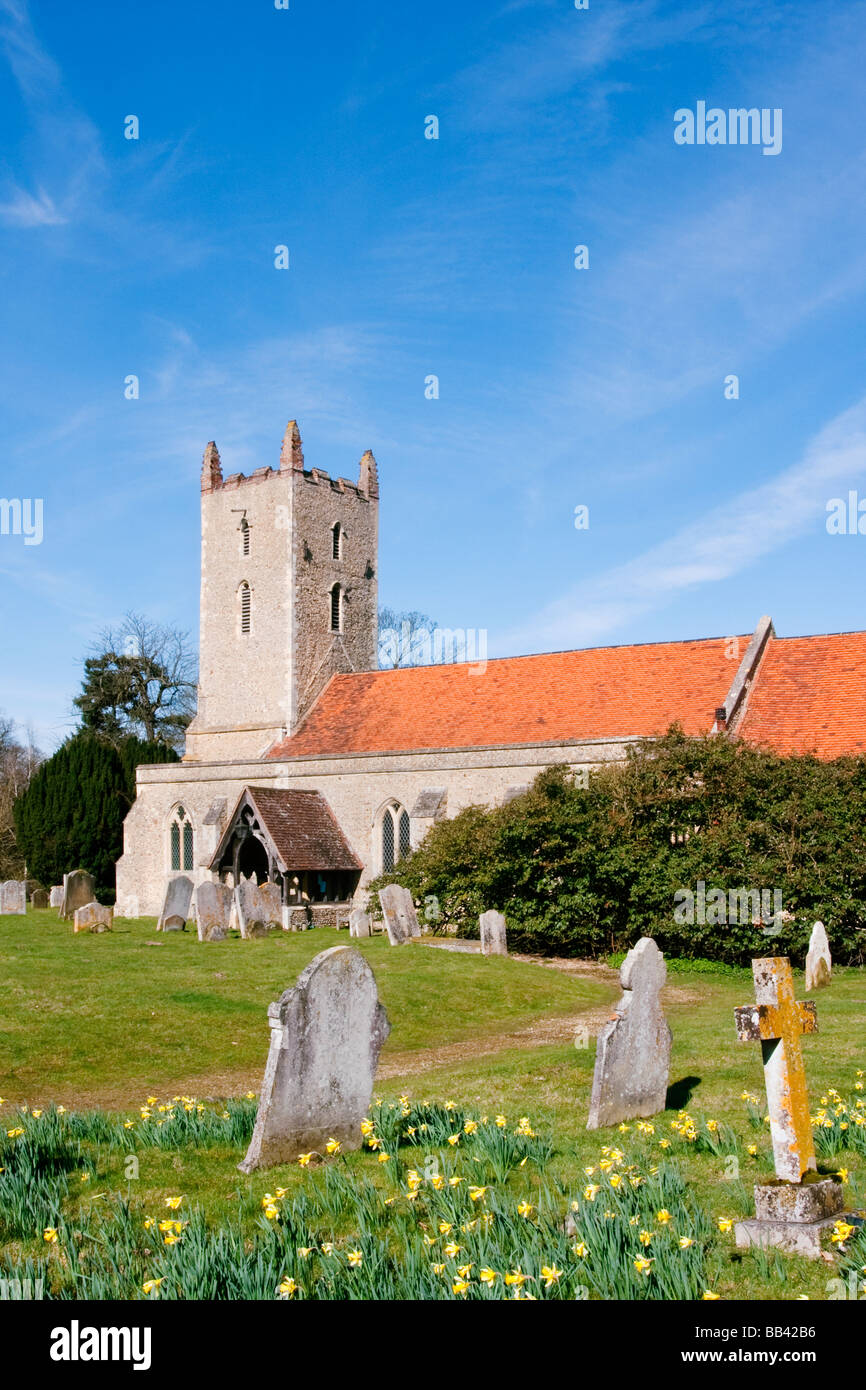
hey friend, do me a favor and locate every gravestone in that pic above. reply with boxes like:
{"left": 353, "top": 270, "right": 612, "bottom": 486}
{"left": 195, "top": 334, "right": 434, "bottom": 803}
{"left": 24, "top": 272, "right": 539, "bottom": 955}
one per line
{"left": 61, "top": 871, "right": 96, "bottom": 921}
{"left": 30, "top": 889, "right": 49, "bottom": 909}
{"left": 734, "top": 956, "right": 849, "bottom": 1256}
{"left": 805, "top": 921, "right": 831, "bottom": 991}
{"left": 49, "top": 885, "right": 64, "bottom": 909}
{"left": 238, "top": 880, "right": 282, "bottom": 938}
{"left": 378, "top": 885, "right": 419, "bottom": 944}
{"left": 239, "top": 945, "right": 390, "bottom": 1172}
{"left": 479, "top": 909, "right": 507, "bottom": 957}
{"left": 73, "top": 902, "right": 113, "bottom": 934}
{"left": 0, "top": 881, "right": 26, "bottom": 915}
{"left": 195, "top": 881, "right": 232, "bottom": 942}
{"left": 349, "top": 909, "right": 372, "bottom": 938}
{"left": 587, "top": 937, "right": 672, "bottom": 1130}
{"left": 157, "top": 876, "right": 194, "bottom": 932}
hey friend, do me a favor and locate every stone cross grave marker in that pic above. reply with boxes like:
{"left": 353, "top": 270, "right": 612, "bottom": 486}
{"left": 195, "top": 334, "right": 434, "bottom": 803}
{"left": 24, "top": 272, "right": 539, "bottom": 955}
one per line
{"left": 0, "top": 881, "right": 26, "bottom": 915}
{"left": 239, "top": 945, "right": 390, "bottom": 1172}
{"left": 587, "top": 936, "right": 672, "bottom": 1130}
{"left": 805, "top": 922, "right": 832, "bottom": 992}
{"left": 157, "top": 875, "right": 194, "bottom": 932}
{"left": 479, "top": 909, "right": 508, "bottom": 957}
{"left": 734, "top": 957, "right": 818, "bottom": 1183}
{"left": 61, "top": 871, "right": 96, "bottom": 921}
{"left": 195, "top": 881, "right": 232, "bottom": 942}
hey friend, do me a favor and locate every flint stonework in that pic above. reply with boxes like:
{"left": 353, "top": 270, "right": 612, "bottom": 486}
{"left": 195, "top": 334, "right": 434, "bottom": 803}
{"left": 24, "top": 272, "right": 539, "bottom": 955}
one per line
{"left": 195, "top": 881, "right": 232, "bottom": 942}
{"left": 239, "top": 946, "right": 390, "bottom": 1172}
{"left": 61, "top": 871, "right": 96, "bottom": 921}
{"left": 805, "top": 922, "right": 831, "bottom": 991}
{"left": 479, "top": 909, "right": 507, "bottom": 957}
{"left": 73, "top": 902, "right": 113, "bottom": 934}
{"left": 157, "top": 876, "right": 194, "bottom": 932}
{"left": 587, "top": 937, "right": 672, "bottom": 1130}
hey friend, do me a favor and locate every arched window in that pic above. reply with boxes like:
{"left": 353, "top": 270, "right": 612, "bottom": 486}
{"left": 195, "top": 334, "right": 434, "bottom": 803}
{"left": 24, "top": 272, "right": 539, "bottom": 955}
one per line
{"left": 240, "top": 582, "right": 251, "bottom": 634}
{"left": 330, "top": 583, "right": 342, "bottom": 633}
{"left": 332, "top": 522, "right": 342, "bottom": 560}
{"left": 378, "top": 801, "right": 411, "bottom": 874}
{"left": 240, "top": 518, "right": 251, "bottom": 557}
{"left": 170, "top": 806, "right": 194, "bottom": 872}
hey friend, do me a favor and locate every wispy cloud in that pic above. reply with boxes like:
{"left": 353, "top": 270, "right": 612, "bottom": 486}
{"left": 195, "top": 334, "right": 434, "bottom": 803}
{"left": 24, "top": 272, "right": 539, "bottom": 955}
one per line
{"left": 501, "top": 396, "right": 866, "bottom": 652}
{"left": 0, "top": 183, "right": 66, "bottom": 226}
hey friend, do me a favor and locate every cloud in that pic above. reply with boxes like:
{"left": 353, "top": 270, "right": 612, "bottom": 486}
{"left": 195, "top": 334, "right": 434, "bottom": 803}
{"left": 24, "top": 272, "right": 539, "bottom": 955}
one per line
{"left": 0, "top": 184, "right": 66, "bottom": 226}
{"left": 501, "top": 395, "right": 866, "bottom": 651}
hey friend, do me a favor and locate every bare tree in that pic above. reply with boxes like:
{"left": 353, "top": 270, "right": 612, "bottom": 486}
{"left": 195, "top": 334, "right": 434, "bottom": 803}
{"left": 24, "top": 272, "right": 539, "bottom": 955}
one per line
{"left": 73, "top": 612, "right": 198, "bottom": 750}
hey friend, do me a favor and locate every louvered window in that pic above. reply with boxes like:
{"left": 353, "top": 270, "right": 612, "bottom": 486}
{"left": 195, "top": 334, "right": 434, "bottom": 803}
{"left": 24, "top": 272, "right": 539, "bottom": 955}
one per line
{"left": 330, "top": 584, "right": 341, "bottom": 632}
{"left": 241, "top": 519, "right": 250, "bottom": 556}
{"left": 240, "top": 583, "right": 251, "bottom": 633}
{"left": 332, "top": 523, "right": 342, "bottom": 560}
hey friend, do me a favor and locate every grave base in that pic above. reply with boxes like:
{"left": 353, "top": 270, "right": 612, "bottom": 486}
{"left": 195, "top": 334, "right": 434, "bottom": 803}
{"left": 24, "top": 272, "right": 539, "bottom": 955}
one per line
{"left": 734, "top": 1177, "right": 849, "bottom": 1259}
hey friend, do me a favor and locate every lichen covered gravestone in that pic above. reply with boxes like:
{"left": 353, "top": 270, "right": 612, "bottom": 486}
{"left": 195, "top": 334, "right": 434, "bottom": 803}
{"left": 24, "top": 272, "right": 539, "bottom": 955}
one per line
{"left": 733, "top": 956, "right": 849, "bottom": 1256}
{"left": 0, "top": 881, "right": 26, "bottom": 915}
{"left": 73, "top": 902, "right": 113, "bottom": 934}
{"left": 195, "top": 881, "right": 232, "bottom": 942}
{"left": 805, "top": 921, "right": 831, "bottom": 991}
{"left": 61, "top": 871, "right": 96, "bottom": 921}
{"left": 349, "top": 908, "right": 372, "bottom": 938}
{"left": 238, "top": 880, "right": 282, "bottom": 938}
{"left": 378, "top": 885, "right": 419, "bottom": 944}
{"left": 49, "top": 885, "right": 64, "bottom": 909}
{"left": 239, "top": 946, "right": 390, "bottom": 1172}
{"left": 157, "top": 875, "right": 194, "bottom": 932}
{"left": 479, "top": 909, "right": 507, "bottom": 957}
{"left": 587, "top": 936, "right": 672, "bottom": 1130}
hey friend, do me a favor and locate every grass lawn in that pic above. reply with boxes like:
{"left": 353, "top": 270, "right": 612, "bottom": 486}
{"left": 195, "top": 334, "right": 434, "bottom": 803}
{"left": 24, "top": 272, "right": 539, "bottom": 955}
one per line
{"left": 1, "top": 910, "right": 864, "bottom": 1301}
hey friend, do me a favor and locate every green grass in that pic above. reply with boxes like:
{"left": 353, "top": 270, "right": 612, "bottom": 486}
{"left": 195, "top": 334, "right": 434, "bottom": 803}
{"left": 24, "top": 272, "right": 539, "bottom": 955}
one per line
{"left": 1, "top": 911, "right": 864, "bottom": 1300}
{"left": 0, "top": 911, "right": 611, "bottom": 1105}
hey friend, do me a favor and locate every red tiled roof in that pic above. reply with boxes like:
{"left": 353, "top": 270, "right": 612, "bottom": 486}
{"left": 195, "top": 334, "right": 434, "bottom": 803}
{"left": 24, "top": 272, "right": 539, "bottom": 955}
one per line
{"left": 268, "top": 637, "right": 748, "bottom": 759}
{"left": 736, "top": 632, "right": 866, "bottom": 759}
{"left": 212, "top": 787, "right": 362, "bottom": 871}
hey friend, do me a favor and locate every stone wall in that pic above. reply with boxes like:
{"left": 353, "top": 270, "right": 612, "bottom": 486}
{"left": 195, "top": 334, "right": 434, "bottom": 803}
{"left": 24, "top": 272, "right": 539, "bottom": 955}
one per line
{"left": 115, "top": 736, "right": 635, "bottom": 917}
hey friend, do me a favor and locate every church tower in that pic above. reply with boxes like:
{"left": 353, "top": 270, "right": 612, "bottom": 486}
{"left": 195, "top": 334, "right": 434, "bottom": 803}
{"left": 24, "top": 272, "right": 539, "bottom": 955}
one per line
{"left": 183, "top": 420, "right": 379, "bottom": 762}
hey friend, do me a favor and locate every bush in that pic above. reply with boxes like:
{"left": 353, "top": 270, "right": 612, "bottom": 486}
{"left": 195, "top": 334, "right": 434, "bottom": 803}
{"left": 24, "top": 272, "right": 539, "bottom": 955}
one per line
{"left": 370, "top": 728, "right": 866, "bottom": 965}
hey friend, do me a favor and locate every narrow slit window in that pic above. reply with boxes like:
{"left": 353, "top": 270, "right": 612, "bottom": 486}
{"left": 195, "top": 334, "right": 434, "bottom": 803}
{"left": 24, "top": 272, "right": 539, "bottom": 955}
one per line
{"left": 330, "top": 584, "right": 341, "bottom": 632}
{"left": 332, "top": 522, "right": 342, "bottom": 560}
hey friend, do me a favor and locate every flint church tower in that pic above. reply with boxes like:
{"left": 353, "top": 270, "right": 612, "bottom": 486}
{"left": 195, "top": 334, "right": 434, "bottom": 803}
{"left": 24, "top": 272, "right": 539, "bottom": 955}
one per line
{"left": 183, "top": 420, "right": 379, "bottom": 762}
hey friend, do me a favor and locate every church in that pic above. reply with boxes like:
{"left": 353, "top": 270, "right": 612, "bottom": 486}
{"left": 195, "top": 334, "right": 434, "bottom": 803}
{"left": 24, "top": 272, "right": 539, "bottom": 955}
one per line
{"left": 115, "top": 421, "right": 866, "bottom": 922}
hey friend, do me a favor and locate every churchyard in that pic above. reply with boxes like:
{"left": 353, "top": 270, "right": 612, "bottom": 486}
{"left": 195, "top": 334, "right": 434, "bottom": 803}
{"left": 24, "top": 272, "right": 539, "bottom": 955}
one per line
{"left": 1, "top": 908, "right": 864, "bottom": 1301}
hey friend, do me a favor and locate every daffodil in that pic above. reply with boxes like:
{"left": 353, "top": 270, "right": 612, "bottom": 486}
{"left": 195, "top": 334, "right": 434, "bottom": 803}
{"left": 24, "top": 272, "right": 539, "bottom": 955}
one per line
{"left": 43, "top": 1228, "right": 59, "bottom": 1244}
{"left": 298, "top": 1153, "right": 313, "bottom": 1167}
{"left": 142, "top": 1279, "right": 163, "bottom": 1295}
{"left": 656, "top": 1209, "right": 672, "bottom": 1224}
{"left": 517, "top": 1200, "right": 534, "bottom": 1219}
{"left": 702, "top": 1290, "right": 721, "bottom": 1300}
{"left": 540, "top": 1265, "right": 562, "bottom": 1288}
{"left": 572, "top": 1242, "right": 588, "bottom": 1258}
{"left": 325, "top": 1138, "right": 341, "bottom": 1155}
{"left": 633, "top": 1258, "right": 652, "bottom": 1275}
{"left": 717, "top": 1217, "right": 734, "bottom": 1233}
{"left": 480, "top": 1267, "right": 498, "bottom": 1286}
{"left": 678, "top": 1237, "right": 695, "bottom": 1250}
{"left": 164, "top": 1196, "right": 183, "bottom": 1210}
{"left": 347, "top": 1249, "right": 363, "bottom": 1268}
{"left": 278, "top": 1277, "right": 298, "bottom": 1298}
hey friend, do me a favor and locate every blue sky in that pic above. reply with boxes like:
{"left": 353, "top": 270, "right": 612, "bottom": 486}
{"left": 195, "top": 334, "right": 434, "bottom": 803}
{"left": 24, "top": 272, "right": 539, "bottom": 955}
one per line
{"left": 1, "top": 0, "right": 865, "bottom": 750}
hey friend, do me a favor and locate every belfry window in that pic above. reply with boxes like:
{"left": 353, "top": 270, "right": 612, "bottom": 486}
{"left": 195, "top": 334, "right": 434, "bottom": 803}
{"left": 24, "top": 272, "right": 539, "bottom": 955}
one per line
{"left": 332, "top": 522, "right": 342, "bottom": 560}
{"left": 170, "top": 806, "right": 194, "bottom": 872}
{"left": 240, "top": 582, "right": 251, "bottom": 634}
{"left": 330, "top": 583, "right": 342, "bottom": 633}
{"left": 240, "top": 518, "right": 250, "bottom": 557}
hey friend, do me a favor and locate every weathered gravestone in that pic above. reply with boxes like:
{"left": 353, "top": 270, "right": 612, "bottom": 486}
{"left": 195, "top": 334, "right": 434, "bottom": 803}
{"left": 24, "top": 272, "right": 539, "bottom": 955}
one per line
{"left": 805, "top": 921, "right": 832, "bottom": 991}
{"left": 73, "top": 902, "right": 113, "bottom": 934}
{"left": 0, "top": 881, "right": 26, "bottom": 915}
{"left": 378, "top": 885, "right": 419, "bottom": 944}
{"left": 587, "top": 936, "right": 672, "bottom": 1130}
{"left": 61, "top": 871, "right": 96, "bottom": 921}
{"left": 733, "top": 957, "right": 850, "bottom": 1256}
{"left": 195, "top": 881, "right": 232, "bottom": 942}
{"left": 239, "top": 946, "right": 390, "bottom": 1172}
{"left": 237, "top": 880, "right": 282, "bottom": 938}
{"left": 49, "top": 885, "right": 64, "bottom": 909}
{"left": 30, "top": 889, "right": 49, "bottom": 909}
{"left": 349, "top": 909, "right": 372, "bottom": 938}
{"left": 480, "top": 909, "right": 508, "bottom": 957}
{"left": 157, "top": 875, "right": 194, "bottom": 932}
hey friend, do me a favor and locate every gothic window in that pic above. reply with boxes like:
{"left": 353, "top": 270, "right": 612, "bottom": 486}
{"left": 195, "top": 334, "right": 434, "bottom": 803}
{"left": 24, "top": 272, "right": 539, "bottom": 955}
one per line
{"left": 240, "top": 518, "right": 250, "bottom": 557}
{"left": 240, "top": 582, "right": 251, "bottom": 634}
{"left": 379, "top": 802, "right": 411, "bottom": 874}
{"left": 330, "top": 583, "right": 342, "bottom": 633}
{"left": 170, "top": 806, "right": 194, "bottom": 871}
{"left": 332, "top": 522, "right": 342, "bottom": 560}
{"left": 399, "top": 809, "right": 411, "bottom": 858}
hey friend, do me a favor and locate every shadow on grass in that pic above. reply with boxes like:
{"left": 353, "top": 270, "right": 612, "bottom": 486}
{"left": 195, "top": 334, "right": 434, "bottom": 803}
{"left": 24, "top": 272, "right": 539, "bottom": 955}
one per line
{"left": 666, "top": 1075, "right": 702, "bottom": 1110}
